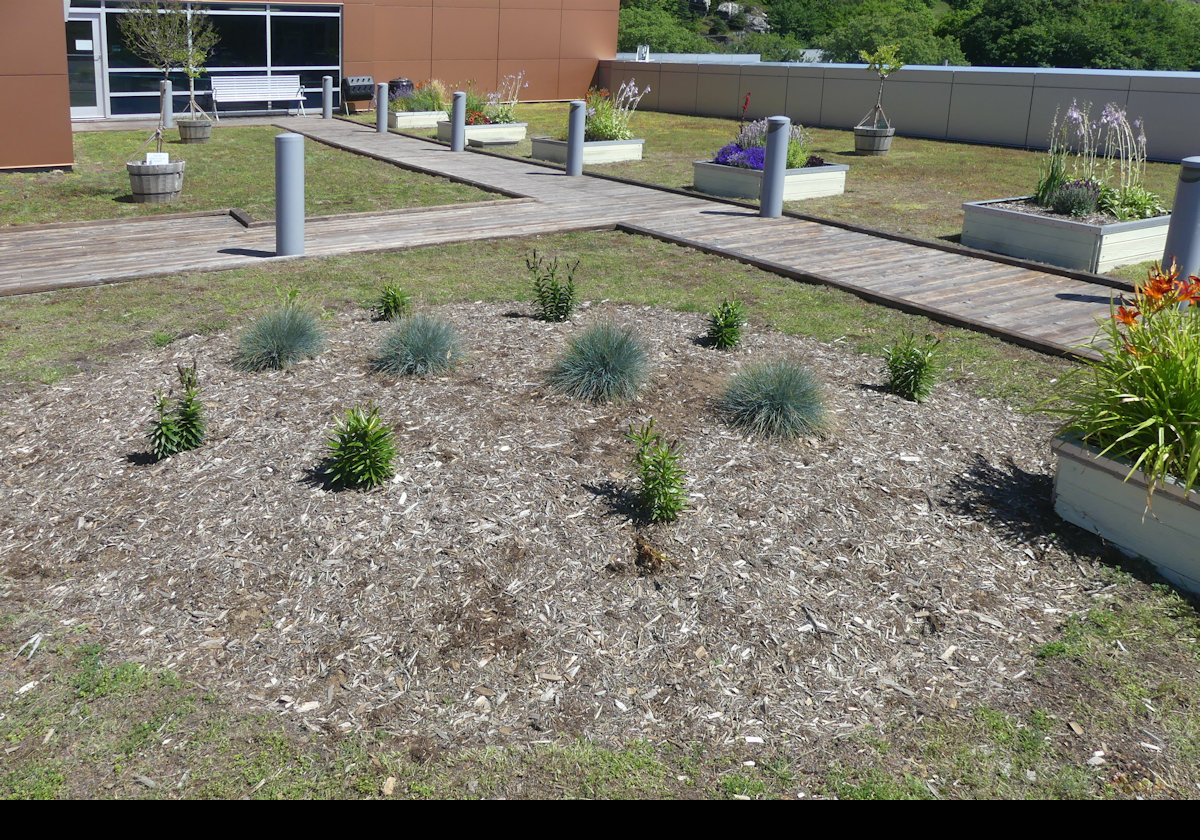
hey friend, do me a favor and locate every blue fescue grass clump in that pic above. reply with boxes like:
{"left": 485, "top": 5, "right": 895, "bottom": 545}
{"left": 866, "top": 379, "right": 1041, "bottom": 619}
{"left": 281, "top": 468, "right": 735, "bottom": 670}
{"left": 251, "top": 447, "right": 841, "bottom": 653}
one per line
{"left": 234, "top": 295, "right": 324, "bottom": 372}
{"left": 549, "top": 322, "right": 648, "bottom": 402}
{"left": 372, "top": 313, "right": 465, "bottom": 376}
{"left": 719, "top": 359, "right": 827, "bottom": 439}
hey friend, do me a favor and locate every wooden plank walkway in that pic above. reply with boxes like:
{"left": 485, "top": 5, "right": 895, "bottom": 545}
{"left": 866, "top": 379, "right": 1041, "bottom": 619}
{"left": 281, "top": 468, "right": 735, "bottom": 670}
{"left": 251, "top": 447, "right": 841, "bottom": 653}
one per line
{"left": 0, "top": 116, "right": 1125, "bottom": 359}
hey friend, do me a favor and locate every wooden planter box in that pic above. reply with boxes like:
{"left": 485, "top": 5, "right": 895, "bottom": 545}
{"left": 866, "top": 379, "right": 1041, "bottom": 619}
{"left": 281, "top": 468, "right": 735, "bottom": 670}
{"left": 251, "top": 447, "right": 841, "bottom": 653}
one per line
{"left": 961, "top": 197, "right": 1170, "bottom": 273}
{"left": 529, "top": 137, "right": 645, "bottom": 164}
{"left": 435, "top": 121, "right": 527, "bottom": 144}
{"left": 389, "top": 110, "right": 447, "bottom": 130}
{"left": 1053, "top": 437, "right": 1200, "bottom": 595}
{"left": 692, "top": 160, "right": 848, "bottom": 201}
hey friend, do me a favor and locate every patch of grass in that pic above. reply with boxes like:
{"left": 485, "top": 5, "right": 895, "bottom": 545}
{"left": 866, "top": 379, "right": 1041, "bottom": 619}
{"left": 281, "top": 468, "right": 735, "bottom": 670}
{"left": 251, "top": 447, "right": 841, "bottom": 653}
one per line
{"left": 548, "top": 321, "right": 648, "bottom": 402}
{"left": 821, "top": 768, "right": 933, "bottom": 800}
{"left": 0, "top": 126, "right": 496, "bottom": 227}
{"left": 491, "top": 104, "right": 1178, "bottom": 250}
{"left": 0, "top": 231, "right": 1075, "bottom": 410}
{"left": 719, "top": 359, "right": 828, "bottom": 439}
{"left": 372, "top": 313, "right": 464, "bottom": 376}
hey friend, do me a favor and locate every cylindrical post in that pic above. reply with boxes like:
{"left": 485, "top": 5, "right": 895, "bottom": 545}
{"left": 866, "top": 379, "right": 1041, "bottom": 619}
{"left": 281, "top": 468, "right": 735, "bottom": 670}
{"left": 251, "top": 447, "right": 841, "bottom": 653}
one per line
{"left": 566, "top": 99, "right": 586, "bottom": 176}
{"left": 275, "top": 133, "right": 305, "bottom": 257}
{"left": 376, "top": 82, "right": 388, "bottom": 133}
{"left": 160, "top": 80, "right": 174, "bottom": 129}
{"left": 451, "top": 91, "right": 466, "bottom": 151}
{"left": 322, "top": 75, "right": 333, "bottom": 120}
{"left": 1163, "top": 156, "right": 1200, "bottom": 277}
{"left": 760, "top": 116, "right": 790, "bottom": 218}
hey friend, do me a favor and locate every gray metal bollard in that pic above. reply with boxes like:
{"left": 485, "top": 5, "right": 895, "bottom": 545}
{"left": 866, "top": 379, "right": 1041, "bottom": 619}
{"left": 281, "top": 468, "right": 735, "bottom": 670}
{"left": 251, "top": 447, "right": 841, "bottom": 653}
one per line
{"left": 566, "top": 99, "right": 586, "bottom": 176}
{"left": 760, "top": 116, "right": 790, "bottom": 218}
{"left": 451, "top": 91, "right": 466, "bottom": 151}
{"left": 376, "top": 83, "right": 388, "bottom": 133}
{"left": 160, "top": 80, "right": 174, "bottom": 129}
{"left": 275, "top": 133, "right": 305, "bottom": 257}
{"left": 322, "top": 75, "right": 333, "bottom": 120}
{"left": 1163, "top": 156, "right": 1200, "bottom": 277}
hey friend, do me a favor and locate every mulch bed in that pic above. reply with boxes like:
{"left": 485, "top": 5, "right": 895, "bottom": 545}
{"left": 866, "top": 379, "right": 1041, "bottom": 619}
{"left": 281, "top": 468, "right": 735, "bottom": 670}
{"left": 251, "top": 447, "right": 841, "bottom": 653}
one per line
{"left": 0, "top": 301, "right": 1114, "bottom": 751}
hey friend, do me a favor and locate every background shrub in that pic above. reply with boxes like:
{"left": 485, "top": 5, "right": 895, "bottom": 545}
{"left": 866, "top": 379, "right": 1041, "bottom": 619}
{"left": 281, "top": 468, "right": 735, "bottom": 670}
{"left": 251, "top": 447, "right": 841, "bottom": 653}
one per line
{"left": 325, "top": 403, "right": 396, "bottom": 490}
{"left": 234, "top": 296, "right": 324, "bottom": 372}
{"left": 628, "top": 419, "right": 687, "bottom": 523}
{"left": 883, "top": 333, "right": 941, "bottom": 402}
{"left": 549, "top": 322, "right": 648, "bottom": 402}
{"left": 706, "top": 298, "right": 746, "bottom": 350}
{"left": 373, "top": 313, "right": 464, "bottom": 376}
{"left": 372, "top": 283, "right": 411, "bottom": 321}
{"left": 527, "top": 250, "right": 578, "bottom": 322}
{"left": 1051, "top": 178, "right": 1101, "bottom": 217}
{"left": 719, "top": 359, "right": 827, "bottom": 439}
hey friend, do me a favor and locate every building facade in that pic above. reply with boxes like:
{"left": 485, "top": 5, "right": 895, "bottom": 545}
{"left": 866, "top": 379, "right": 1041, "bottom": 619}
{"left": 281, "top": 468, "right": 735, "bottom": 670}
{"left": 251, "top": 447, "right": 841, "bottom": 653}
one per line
{"left": 0, "top": 0, "right": 620, "bottom": 170}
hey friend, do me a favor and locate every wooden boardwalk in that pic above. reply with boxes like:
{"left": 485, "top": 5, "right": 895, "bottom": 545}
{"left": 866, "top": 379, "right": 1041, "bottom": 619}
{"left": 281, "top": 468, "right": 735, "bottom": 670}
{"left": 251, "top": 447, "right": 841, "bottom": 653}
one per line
{"left": 0, "top": 116, "right": 1126, "bottom": 359}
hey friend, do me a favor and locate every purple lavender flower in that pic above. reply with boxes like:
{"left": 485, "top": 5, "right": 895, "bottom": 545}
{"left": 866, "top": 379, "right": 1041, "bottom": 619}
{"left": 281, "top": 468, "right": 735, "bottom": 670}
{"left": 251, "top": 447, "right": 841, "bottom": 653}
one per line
{"left": 714, "top": 143, "right": 744, "bottom": 166}
{"left": 741, "top": 146, "right": 766, "bottom": 170}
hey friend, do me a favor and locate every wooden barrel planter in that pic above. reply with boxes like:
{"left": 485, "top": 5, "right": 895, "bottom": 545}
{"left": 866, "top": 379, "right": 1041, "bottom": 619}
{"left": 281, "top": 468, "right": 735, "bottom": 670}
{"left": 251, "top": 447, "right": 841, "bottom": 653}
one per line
{"left": 854, "top": 126, "right": 895, "bottom": 156}
{"left": 177, "top": 119, "right": 213, "bottom": 144}
{"left": 126, "top": 160, "right": 186, "bottom": 203}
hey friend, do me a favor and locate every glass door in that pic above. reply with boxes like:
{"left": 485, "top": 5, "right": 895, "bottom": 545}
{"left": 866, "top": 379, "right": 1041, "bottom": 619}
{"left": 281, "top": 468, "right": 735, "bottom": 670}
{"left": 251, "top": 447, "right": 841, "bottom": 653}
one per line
{"left": 66, "top": 14, "right": 105, "bottom": 119}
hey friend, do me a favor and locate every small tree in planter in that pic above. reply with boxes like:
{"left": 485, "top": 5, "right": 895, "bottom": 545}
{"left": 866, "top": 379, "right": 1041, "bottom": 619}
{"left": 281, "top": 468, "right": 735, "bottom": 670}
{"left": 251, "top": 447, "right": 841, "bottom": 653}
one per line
{"left": 854, "top": 44, "right": 904, "bottom": 156}
{"left": 118, "top": 1, "right": 219, "bottom": 144}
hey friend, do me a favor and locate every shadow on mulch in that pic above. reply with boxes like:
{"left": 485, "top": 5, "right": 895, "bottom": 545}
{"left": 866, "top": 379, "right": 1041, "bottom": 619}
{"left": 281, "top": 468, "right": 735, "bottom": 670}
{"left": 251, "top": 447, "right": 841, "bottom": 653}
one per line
{"left": 582, "top": 479, "right": 640, "bottom": 521}
{"left": 124, "top": 451, "right": 159, "bottom": 466}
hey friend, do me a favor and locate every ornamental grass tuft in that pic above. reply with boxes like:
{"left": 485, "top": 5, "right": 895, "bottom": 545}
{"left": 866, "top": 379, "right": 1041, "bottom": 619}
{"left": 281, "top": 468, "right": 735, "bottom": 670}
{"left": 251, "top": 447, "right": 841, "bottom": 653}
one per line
{"left": 549, "top": 322, "right": 648, "bottom": 402}
{"left": 373, "top": 313, "right": 465, "bottom": 376}
{"left": 719, "top": 359, "right": 827, "bottom": 440}
{"left": 234, "top": 294, "right": 324, "bottom": 372}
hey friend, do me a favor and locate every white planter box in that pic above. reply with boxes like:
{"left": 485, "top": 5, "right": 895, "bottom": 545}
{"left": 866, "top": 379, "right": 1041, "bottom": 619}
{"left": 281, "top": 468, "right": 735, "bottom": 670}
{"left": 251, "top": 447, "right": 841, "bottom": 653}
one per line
{"left": 692, "top": 160, "right": 848, "bottom": 201}
{"left": 1053, "top": 437, "right": 1200, "bottom": 594}
{"left": 961, "top": 197, "right": 1170, "bottom": 273}
{"left": 435, "top": 121, "right": 527, "bottom": 144}
{"left": 529, "top": 136, "right": 645, "bottom": 164}
{"left": 389, "top": 110, "right": 448, "bottom": 130}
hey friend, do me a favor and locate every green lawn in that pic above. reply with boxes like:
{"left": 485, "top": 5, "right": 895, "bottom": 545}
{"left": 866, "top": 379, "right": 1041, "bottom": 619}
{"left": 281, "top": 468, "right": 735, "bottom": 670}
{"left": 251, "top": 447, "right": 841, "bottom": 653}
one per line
{"left": 0, "top": 126, "right": 496, "bottom": 227}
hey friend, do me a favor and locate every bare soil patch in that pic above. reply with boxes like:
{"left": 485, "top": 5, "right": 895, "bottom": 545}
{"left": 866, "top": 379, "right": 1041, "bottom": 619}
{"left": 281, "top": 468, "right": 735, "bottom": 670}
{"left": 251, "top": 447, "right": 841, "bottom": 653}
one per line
{"left": 0, "top": 301, "right": 1116, "bottom": 754}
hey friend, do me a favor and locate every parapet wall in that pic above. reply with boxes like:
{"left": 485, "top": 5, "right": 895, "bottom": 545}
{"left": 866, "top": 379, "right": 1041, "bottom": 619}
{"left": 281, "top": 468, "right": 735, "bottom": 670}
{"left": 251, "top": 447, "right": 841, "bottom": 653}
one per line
{"left": 597, "top": 60, "right": 1200, "bottom": 162}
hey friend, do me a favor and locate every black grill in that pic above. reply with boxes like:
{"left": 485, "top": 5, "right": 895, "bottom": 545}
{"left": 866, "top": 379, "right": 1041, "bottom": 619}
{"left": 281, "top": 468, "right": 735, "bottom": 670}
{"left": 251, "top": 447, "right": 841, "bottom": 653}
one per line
{"left": 342, "top": 75, "right": 376, "bottom": 102}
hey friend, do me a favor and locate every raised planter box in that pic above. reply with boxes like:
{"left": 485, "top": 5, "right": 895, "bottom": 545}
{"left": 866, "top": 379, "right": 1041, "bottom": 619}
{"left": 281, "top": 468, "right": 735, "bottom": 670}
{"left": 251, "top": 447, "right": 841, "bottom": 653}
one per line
{"left": 389, "top": 110, "right": 447, "bottom": 130}
{"left": 529, "top": 136, "right": 645, "bottom": 165}
{"left": 435, "top": 121, "right": 527, "bottom": 144}
{"left": 692, "top": 160, "right": 848, "bottom": 201}
{"left": 961, "top": 197, "right": 1170, "bottom": 273}
{"left": 1053, "top": 437, "right": 1200, "bottom": 595}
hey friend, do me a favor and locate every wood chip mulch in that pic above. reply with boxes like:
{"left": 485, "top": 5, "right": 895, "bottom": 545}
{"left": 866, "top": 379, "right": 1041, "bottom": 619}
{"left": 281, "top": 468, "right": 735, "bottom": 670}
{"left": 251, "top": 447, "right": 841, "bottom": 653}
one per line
{"left": 0, "top": 301, "right": 1114, "bottom": 749}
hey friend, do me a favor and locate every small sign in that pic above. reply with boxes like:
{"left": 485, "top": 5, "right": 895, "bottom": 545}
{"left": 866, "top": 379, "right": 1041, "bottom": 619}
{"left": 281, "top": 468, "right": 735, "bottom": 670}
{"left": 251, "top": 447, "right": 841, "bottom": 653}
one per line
{"left": 75, "top": 39, "right": 93, "bottom": 52}
{"left": 145, "top": 152, "right": 170, "bottom": 165}
{"left": 636, "top": 45, "right": 650, "bottom": 62}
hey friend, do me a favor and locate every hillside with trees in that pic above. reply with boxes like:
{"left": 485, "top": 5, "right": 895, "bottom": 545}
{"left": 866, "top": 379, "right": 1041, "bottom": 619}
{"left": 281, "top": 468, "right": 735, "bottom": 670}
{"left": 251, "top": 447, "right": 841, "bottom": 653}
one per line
{"left": 617, "top": 0, "right": 1200, "bottom": 70}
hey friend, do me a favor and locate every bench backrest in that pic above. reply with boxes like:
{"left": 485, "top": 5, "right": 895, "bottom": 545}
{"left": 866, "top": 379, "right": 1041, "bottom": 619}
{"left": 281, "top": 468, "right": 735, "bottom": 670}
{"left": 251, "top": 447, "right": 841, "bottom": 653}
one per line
{"left": 211, "top": 75, "right": 303, "bottom": 102}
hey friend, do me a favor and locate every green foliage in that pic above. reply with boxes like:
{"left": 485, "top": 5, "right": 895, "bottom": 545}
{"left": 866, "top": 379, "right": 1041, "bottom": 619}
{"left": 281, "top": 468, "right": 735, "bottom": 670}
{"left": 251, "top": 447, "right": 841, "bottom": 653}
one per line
{"left": 527, "top": 250, "right": 578, "bottom": 322}
{"left": 549, "top": 322, "right": 648, "bottom": 402}
{"left": 234, "top": 294, "right": 324, "bottom": 372}
{"left": 325, "top": 402, "right": 397, "bottom": 490}
{"left": 116, "top": 1, "right": 219, "bottom": 80}
{"left": 1051, "top": 179, "right": 1100, "bottom": 217}
{"left": 584, "top": 79, "right": 649, "bottom": 142}
{"left": 617, "top": 3, "right": 714, "bottom": 53}
{"left": 372, "top": 283, "right": 411, "bottom": 321}
{"left": 373, "top": 313, "right": 465, "bottom": 376}
{"left": 148, "top": 360, "right": 206, "bottom": 461}
{"left": 706, "top": 298, "right": 747, "bottom": 350}
{"left": 392, "top": 79, "right": 449, "bottom": 113}
{"left": 627, "top": 419, "right": 688, "bottom": 523}
{"left": 883, "top": 333, "right": 941, "bottom": 402}
{"left": 719, "top": 359, "right": 827, "bottom": 439}
{"left": 1043, "top": 264, "right": 1200, "bottom": 502}
{"left": 1098, "top": 184, "right": 1168, "bottom": 222}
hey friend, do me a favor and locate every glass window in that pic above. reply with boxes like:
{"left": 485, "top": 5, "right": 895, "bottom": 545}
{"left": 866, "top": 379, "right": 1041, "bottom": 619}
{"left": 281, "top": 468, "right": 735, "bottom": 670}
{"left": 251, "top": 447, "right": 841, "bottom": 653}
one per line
{"left": 109, "top": 95, "right": 160, "bottom": 115}
{"left": 105, "top": 13, "right": 146, "bottom": 69}
{"left": 107, "top": 70, "right": 191, "bottom": 93}
{"left": 271, "top": 15, "right": 338, "bottom": 67}
{"left": 208, "top": 14, "right": 267, "bottom": 67}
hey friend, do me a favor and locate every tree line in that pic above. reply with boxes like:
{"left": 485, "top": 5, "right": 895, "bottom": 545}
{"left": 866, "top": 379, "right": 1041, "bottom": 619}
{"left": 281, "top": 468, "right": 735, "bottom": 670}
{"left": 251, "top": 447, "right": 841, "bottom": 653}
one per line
{"left": 618, "top": 0, "right": 1200, "bottom": 70}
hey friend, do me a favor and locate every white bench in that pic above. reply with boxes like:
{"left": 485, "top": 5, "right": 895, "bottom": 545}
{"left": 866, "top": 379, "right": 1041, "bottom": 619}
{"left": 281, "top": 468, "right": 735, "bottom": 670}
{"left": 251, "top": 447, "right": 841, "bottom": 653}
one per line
{"left": 210, "top": 75, "right": 306, "bottom": 120}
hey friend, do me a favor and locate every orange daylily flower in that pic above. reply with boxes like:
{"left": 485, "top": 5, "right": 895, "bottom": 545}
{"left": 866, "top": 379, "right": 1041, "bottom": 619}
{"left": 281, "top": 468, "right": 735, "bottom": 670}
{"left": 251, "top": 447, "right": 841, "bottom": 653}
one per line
{"left": 1115, "top": 305, "right": 1140, "bottom": 326}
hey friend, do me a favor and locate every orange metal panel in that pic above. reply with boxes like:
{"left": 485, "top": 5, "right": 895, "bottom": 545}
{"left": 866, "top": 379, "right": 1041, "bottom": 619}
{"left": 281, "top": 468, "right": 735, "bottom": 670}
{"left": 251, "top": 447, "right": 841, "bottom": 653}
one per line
{"left": 498, "top": 9, "right": 562, "bottom": 60}
{"left": 560, "top": 9, "right": 618, "bottom": 59}
{"left": 432, "top": 7, "right": 501, "bottom": 62}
